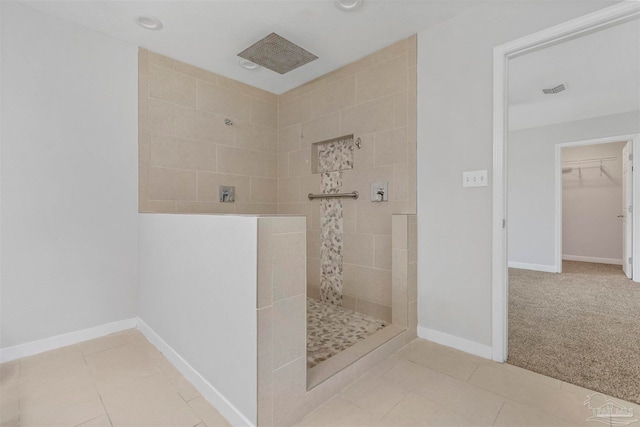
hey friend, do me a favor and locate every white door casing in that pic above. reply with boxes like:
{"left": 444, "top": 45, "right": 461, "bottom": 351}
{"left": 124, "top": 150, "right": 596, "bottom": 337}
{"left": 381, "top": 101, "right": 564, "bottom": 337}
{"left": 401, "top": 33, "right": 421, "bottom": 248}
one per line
{"left": 492, "top": 2, "right": 640, "bottom": 363}
{"left": 623, "top": 141, "right": 633, "bottom": 278}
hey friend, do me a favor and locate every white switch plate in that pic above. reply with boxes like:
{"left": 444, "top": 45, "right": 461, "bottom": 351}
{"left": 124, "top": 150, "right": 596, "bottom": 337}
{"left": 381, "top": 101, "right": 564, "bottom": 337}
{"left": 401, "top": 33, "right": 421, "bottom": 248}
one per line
{"left": 463, "top": 170, "right": 488, "bottom": 188}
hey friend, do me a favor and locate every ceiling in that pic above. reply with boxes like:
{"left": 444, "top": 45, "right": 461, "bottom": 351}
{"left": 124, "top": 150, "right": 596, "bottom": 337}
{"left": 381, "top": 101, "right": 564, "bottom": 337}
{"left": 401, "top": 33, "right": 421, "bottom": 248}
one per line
{"left": 508, "top": 17, "right": 640, "bottom": 131}
{"left": 21, "top": 0, "right": 484, "bottom": 94}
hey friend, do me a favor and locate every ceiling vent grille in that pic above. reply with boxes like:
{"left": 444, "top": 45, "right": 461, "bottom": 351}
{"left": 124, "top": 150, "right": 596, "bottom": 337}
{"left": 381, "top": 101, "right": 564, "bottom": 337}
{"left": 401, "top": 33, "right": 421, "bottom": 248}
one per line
{"left": 238, "top": 33, "right": 318, "bottom": 75}
{"left": 542, "top": 84, "right": 567, "bottom": 94}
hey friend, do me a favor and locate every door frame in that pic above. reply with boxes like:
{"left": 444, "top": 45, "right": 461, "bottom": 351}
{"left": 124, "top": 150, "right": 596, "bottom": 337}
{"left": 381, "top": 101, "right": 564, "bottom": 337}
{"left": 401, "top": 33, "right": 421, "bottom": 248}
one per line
{"left": 491, "top": 2, "right": 640, "bottom": 362}
{"left": 554, "top": 135, "right": 640, "bottom": 274}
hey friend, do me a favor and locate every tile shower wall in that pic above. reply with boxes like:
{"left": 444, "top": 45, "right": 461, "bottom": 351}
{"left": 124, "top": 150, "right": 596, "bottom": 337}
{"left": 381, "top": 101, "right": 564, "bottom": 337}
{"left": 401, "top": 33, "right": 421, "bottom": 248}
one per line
{"left": 278, "top": 36, "right": 418, "bottom": 323}
{"left": 138, "top": 49, "right": 278, "bottom": 214}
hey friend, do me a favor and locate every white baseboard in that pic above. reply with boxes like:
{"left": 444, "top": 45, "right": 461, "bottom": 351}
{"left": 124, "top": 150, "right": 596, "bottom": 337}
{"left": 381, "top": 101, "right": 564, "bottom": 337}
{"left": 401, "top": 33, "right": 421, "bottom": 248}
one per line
{"left": 508, "top": 261, "right": 557, "bottom": 273}
{"left": 0, "top": 318, "right": 137, "bottom": 363}
{"left": 136, "top": 317, "right": 253, "bottom": 427}
{"left": 417, "top": 326, "right": 493, "bottom": 360}
{"left": 562, "top": 255, "right": 623, "bottom": 265}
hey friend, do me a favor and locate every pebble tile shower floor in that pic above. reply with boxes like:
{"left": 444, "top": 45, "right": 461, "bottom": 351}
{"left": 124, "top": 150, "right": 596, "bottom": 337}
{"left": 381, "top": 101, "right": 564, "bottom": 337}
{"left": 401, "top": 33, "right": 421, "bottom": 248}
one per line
{"left": 306, "top": 298, "right": 387, "bottom": 369}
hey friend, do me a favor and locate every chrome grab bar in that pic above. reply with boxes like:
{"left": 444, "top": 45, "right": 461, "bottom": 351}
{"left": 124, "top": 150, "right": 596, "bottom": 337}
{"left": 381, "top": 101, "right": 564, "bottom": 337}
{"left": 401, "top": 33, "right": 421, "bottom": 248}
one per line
{"left": 307, "top": 191, "right": 359, "bottom": 200}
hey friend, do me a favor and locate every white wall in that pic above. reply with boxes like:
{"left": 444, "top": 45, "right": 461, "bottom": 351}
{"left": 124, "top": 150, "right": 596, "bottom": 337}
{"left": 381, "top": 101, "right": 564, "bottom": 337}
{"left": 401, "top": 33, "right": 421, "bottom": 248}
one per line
{"left": 138, "top": 214, "right": 258, "bottom": 426}
{"left": 562, "top": 141, "right": 626, "bottom": 263}
{"left": 508, "top": 112, "right": 639, "bottom": 269}
{"left": 416, "top": 0, "right": 619, "bottom": 349}
{"left": 0, "top": 2, "right": 138, "bottom": 348}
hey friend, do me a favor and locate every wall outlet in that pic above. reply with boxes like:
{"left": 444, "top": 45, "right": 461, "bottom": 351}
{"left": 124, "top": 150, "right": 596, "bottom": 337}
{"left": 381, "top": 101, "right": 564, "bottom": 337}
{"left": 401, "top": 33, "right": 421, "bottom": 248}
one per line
{"left": 462, "top": 170, "right": 488, "bottom": 188}
{"left": 219, "top": 185, "right": 235, "bottom": 202}
{"left": 370, "top": 181, "right": 388, "bottom": 202}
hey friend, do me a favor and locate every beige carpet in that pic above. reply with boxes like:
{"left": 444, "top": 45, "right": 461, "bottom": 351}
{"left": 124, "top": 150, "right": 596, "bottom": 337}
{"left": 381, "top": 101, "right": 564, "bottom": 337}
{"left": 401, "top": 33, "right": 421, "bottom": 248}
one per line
{"left": 508, "top": 261, "right": 640, "bottom": 404}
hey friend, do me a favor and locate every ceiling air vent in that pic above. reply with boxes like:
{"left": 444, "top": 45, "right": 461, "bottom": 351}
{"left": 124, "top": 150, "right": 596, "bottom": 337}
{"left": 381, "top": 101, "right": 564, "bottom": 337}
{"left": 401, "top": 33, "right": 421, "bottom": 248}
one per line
{"left": 542, "top": 84, "right": 567, "bottom": 94}
{"left": 238, "top": 33, "right": 318, "bottom": 75}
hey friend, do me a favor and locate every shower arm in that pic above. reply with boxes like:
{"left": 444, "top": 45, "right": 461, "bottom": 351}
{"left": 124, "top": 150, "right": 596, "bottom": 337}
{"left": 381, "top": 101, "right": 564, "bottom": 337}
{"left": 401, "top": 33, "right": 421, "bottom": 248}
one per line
{"left": 308, "top": 191, "right": 359, "bottom": 200}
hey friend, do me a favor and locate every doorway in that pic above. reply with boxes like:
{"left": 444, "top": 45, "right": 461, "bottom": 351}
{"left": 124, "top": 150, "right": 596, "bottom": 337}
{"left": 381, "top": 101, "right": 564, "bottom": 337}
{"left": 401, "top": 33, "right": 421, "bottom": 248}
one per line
{"left": 492, "top": 2, "right": 640, "bottom": 363}
{"left": 558, "top": 138, "right": 632, "bottom": 276}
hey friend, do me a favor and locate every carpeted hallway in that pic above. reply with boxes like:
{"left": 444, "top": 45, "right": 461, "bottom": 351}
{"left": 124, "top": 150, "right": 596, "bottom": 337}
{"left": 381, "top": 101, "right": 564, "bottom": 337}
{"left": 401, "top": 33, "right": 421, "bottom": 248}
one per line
{"left": 508, "top": 261, "right": 640, "bottom": 405}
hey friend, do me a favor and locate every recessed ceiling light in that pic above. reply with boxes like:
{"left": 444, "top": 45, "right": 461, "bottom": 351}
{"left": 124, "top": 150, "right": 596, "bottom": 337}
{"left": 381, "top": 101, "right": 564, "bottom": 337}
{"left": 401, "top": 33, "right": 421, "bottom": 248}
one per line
{"left": 239, "top": 59, "right": 259, "bottom": 70}
{"left": 334, "top": 0, "right": 364, "bottom": 12}
{"left": 135, "top": 15, "right": 163, "bottom": 31}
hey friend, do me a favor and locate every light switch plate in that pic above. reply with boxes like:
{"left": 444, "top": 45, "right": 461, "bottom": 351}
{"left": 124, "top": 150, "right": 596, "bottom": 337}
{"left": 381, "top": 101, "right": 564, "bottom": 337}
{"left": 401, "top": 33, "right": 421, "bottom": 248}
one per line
{"left": 463, "top": 170, "right": 488, "bottom": 188}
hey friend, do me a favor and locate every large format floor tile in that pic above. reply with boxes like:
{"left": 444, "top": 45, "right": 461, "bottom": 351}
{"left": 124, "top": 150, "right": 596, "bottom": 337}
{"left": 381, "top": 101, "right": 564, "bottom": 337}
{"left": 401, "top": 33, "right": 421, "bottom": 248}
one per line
{"left": 0, "top": 329, "right": 230, "bottom": 427}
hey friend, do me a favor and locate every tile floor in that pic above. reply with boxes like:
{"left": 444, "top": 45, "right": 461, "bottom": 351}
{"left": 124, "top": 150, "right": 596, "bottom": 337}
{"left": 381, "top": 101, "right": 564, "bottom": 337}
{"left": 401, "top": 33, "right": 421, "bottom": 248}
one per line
{"left": 2, "top": 329, "right": 639, "bottom": 427}
{"left": 307, "top": 298, "right": 387, "bottom": 369}
{"left": 295, "top": 339, "right": 640, "bottom": 427}
{"left": 0, "top": 329, "right": 231, "bottom": 427}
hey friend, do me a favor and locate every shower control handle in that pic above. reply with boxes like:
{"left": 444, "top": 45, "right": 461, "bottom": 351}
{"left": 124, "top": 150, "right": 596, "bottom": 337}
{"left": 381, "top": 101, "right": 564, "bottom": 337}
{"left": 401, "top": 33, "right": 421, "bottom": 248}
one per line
{"left": 618, "top": 214, "right": 624, "bottom": 218}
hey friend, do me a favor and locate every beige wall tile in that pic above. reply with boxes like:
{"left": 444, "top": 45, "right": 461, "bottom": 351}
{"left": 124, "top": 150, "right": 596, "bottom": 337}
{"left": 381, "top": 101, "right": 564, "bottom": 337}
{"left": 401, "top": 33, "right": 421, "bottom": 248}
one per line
{"left": 148, "top": 99, "right": 176, "bottom": 136}
{"left": 147, "top": 51, "right": 214, "bottom": 84}
{"left": 289, "top": 149, "right": 312, "bottom": 177}
{"left": 311, "top": 76, "right": 356, "bottom": 118}
{"left": 278, "top": 124, "right": 301, "bottom": 153}
{"left": 356, "top": 54, "right": 408, "bottom": 104}
{"left": 374, "top": 234, "right": 392, "bottom": 270}
{"left": 375, "top": 127, "right": 408, "bottom": 167}
{"left": 277, "top": 203, "right": 313, "bottom": 229}
{"left": 235, "top": 122, "right": 277, "bottom": 152}
{"left": 277, "top": 153, "right": 289, "bottom": 179}
{"left": 147, "top": 200, "right": 177, "bottom": 213}
{"left": 392, "top": 248, "right": 408, "bottom": 328}
{"left": 342, "top": 200, "right": 356, "bottom": 234}
{"left": 307, "top": 256, "right": 321, "bottom": 287}
{"left": 217, "top": 74, "right": 277, "bottom": 105}
{"left": 149, "top": 134, "right": 216, "bottom": 172}
{"left": 391, "top": 164, "right": 408, "bottom": 201}
{"left": 235, "top": 203, "right": 277, "bottom": 214}
{"left": 251, "top": 98, "right": 277, "bottom": 129}
{"left": 272, "top": 357, "right": 307, "bottom": 427}
{"left": 278, "top": 178, "right": 301, "bottom": 204}
{"left": 353, "top": 134, "right": 375, "bottom": 170}
{"left": 217, "top": 145, "right": 265, "bottom": 176}
{"left": 197, "top": 172, "right": 251, "bottom": 203}
{"left": 272, "top": 233, "right": 306, "bottom": 301}
{"left": 197, "top": 80, "right": 251, "bottom": 121}
{"left": 343, "top": 294, "right": 357, "bottom": 311}
{"left": 175, "top": 201, "right": 235, "bottom": 214}
{"left": 342, "top": 165, "right": 393, "bottom": 202}
{"left": 138, "top": 48, "right": 149, "bottom": 76}
{"left": 356, "top": 299, "right": 392, "bottom": 323}
{"left": 355, "top": 200, "right": 407, "bottom": 235}
{"left": 307, "top": 230, "right": 321, "bottom": 259}
{"left": 266, "top": 153, "right": 278, "bottom": 179}
{"left": 408, "top": 220, "right": 417, "bottom": 263}
{"left": 408, "top": 261, "right": 417, "bottom": 302}
{"left": 272, "top": 296, "right": 306, "bottom": 369}
{"left": 307, "top": 283, "right": 320, "bottom": 300}
{"left": 392, "top": 214, "right": 408, "bottom": 249}
{"left": 394, "top": 91, "right": 408, "bottom": 128}
{"left": 257, "top": 218, "right": 274, "bottom": 309}
{"left": 148, "top": 63, "right": 197, "bottom": 108}
{"left": 251, "top": 177, "right": 277, "bottom": 203}
{"left": 279, "top": 93, "right": 312, "bottom": 128}
{"left": 273, "top": 216, "right": 306, "bottom": 234}
{"left": 343, "top": 264, "right": 392, "bottom": 306}
{"left": 148, "top": 167, "right": 196, "bottom": 201}
{"left": 139, "top": 75, "right": 148, "bottom": 131}
{"left": 341, "top": 95, "right": 395, "bottom": 136}
{"left": 301, "top": 112, "right": 341, "bottom": 149}
{"left": 175, "top": 107, "right": 234, "bottom": 145}
{"left": 344, "top": 233, "right": 374, "bottom": 267}
{"left": 300, "top": 174, "right": 321, "bottom": 198}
